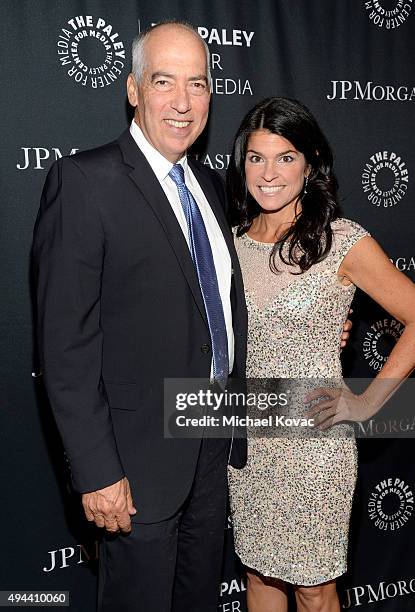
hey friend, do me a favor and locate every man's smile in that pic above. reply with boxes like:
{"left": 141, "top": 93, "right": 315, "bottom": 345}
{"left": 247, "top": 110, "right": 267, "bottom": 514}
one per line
{"left": 164, "top": 119, "right": 192, "bottom": 128}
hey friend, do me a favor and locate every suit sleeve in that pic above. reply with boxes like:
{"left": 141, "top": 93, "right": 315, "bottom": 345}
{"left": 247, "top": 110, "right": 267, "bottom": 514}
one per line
{"left": 32, "top": 157, "right": 125, "bottom": 493}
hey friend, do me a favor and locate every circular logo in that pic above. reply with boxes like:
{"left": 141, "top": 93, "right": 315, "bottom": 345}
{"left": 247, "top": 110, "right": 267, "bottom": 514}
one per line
{"left": 368, "top": 477, "right": 414, "bottom": 531}
{"left": 361, "top": 151, "right": 409, "bottom": 208}
{"left": 57, "top": 16, "right": 126, "bottom": 88}
{"left": 362, "top": 318, "right": 404, "bottom": 371}
{"left": 365, "top": 0, "right": 413, "bottom": 29}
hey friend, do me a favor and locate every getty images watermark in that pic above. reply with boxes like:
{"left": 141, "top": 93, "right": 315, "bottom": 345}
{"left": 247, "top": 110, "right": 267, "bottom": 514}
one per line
{"left": 174, "top": 387, "right": 313, "bottom": 429}
{"left": 163, "top": 378, "right": 415, "bottom": 439}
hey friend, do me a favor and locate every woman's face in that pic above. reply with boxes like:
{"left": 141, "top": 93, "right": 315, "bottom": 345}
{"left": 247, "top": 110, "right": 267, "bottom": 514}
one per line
{"left": 244, "top": 129, "right": 310, "bottom": 213}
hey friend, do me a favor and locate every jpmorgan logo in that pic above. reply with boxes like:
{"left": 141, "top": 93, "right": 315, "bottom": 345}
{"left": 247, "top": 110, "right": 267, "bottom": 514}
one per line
{"left": 16, "top": 147, "right": 79, "bottom": 170}
{"left": 358, "top": 416, "right": 415, "bottom": 437}
{"left": 327, "top": 81, "right": 415, "bottom": 101}
{"left": 362, "top": 151, "right": 409, "bottom": 208}
{"left": 43, "top": 541, "right": 99, "bottom": 572}
{"left": 57, "top": 15, "right": 126, "bottom": 88}
{"left": 367, "top": 477, "right": 414, "bottom": 531}
{"left": 390, "top": 256, "right": 415, "bottom": 273}
{"left": 342, "top": 576, "right": 415, "bottom": 608}
{"left": 365, "top": 0, "right": 413, "bottom": 29}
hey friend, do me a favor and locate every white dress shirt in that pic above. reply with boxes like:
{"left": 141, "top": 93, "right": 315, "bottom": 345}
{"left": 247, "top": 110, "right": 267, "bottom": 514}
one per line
{"left": 129, "top": 120, "right": 234, "bottom": 374}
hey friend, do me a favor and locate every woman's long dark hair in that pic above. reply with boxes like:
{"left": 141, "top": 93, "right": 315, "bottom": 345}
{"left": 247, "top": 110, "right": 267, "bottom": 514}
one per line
{"left": 227, "top": 97, "right": 341, "bottom": 273}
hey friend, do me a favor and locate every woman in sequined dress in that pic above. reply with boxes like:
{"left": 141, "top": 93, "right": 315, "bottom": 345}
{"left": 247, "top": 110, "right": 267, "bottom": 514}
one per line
{"left": 226, "top": 97, "right": 415, "bottom": 612}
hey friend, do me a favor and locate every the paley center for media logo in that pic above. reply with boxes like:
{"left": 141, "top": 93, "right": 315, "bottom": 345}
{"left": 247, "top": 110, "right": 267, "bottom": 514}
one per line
{"left": 361, "top": 151, "right": 409, "bottom": 208}
{"left": 57, "top": 15, "right": 126, "bottom": 88}
{"left": 364, "top": 0, "right": 413, "bottom": 30}
{"left": 362, "top": 318, "right": 404, "bottom": 371}
{"left": 367, "top": 476, "right": 414, "bottom": 531}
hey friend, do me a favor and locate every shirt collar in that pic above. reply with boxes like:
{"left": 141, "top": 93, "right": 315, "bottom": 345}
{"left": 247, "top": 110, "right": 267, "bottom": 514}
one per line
{"left": 129, "top": 120, "right": 188, "bottom": 182}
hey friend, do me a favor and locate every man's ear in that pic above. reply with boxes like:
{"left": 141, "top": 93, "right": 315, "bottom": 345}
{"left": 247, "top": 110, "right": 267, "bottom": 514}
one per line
{"left": 127, "top": 73, "right": 138, "bottom": 107}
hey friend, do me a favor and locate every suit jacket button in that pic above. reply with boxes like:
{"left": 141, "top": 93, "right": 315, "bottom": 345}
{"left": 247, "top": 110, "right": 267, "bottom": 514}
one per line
{"left": 201, "top": 343, "right": 211, "bottom": 354}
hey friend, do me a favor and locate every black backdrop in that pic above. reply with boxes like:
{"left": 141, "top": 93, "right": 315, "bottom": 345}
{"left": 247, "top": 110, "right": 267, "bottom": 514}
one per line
{"left": 1, "top": 1, "right": 415, "bottom": 610}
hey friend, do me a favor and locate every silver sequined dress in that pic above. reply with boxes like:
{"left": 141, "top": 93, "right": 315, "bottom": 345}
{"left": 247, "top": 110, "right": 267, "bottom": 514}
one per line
{"left": 228, "top": 218, "right": 370, "bottom": 585}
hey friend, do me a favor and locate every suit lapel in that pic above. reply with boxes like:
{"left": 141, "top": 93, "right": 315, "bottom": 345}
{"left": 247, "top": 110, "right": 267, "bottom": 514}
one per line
{"left": 117, "top": 130, "right": 208, "bottom": 328}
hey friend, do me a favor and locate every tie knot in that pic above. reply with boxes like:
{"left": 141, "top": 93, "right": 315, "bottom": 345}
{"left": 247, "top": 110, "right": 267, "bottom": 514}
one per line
{"left": 169, "top": 164, "right": 185, "bottom": 186}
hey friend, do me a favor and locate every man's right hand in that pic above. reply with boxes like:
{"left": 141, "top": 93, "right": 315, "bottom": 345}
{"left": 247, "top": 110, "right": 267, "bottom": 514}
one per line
{"left": 82, "top": 477, "right": 137, "bottom": 534}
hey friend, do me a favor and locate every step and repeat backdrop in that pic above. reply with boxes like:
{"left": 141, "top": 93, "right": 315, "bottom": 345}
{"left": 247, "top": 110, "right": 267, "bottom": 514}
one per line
{"left": 1, "top": 0, "right": 415, "bottom": 610}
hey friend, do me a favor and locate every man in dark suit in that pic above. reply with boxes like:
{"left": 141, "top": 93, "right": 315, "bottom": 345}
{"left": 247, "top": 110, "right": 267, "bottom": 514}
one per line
{"left": 33, "top": 20, "right": 247, "bottom": 612}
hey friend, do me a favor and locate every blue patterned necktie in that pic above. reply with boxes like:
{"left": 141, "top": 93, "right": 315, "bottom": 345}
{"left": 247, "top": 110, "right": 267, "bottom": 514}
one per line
{"left": 169, "top": 163, "right": 229, "bottom": 386}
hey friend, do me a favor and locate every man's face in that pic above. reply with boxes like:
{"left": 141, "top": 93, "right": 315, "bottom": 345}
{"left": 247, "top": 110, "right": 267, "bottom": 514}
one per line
{"left": 127, "top": 26, "right": 211, "bottom": 163}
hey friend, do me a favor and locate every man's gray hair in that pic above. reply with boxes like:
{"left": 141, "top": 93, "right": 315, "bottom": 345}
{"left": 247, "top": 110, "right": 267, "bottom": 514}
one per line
{"left": 131, "top": 20, "right": 211, "bottom": 85}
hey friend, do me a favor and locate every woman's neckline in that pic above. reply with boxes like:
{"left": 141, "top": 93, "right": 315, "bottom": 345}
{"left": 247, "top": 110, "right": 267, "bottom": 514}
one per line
{"left": 243, "top": 232, "right": 277, "bottom": 246}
